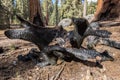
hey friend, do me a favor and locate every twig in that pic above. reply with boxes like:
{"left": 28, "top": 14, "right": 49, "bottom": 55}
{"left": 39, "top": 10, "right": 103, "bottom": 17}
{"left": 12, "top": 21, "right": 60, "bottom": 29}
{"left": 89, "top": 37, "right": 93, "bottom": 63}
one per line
{"left": 50, "top": 63, "right": 66, "bottom": 80}
{"left": 48, "top": 73, "right": 49, "bottom": 80}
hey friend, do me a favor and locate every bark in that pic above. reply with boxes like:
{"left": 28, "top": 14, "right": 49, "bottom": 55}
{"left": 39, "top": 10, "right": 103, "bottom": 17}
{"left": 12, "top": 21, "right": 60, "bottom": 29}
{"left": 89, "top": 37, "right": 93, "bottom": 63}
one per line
{"left": 46, "top": 1, "right": 49, "bottom": 25}
{"left": 92, "top": 0, "right": 120, "bottom": 22}
{"left": 29, "top": 0, "right": 45, "bottom": 27}
{"left": 55, "top": 0, "right": 58, "bottom": 26}
{"left": 83, "top": 0, "right": 87, "bottom": 17}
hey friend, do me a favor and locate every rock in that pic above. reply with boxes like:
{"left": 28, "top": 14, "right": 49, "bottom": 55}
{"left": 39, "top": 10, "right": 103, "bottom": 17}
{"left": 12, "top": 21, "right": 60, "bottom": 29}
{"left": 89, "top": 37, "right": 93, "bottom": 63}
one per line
{"left": 84, "top": 14, "right": 94, "bottom": 23}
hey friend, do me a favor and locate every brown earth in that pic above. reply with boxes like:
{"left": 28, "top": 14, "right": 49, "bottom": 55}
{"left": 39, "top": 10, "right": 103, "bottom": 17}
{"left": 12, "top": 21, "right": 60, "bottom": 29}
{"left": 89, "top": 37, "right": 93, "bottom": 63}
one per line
{"left": 0, "top": 25, "right": 120, "bottom": 80}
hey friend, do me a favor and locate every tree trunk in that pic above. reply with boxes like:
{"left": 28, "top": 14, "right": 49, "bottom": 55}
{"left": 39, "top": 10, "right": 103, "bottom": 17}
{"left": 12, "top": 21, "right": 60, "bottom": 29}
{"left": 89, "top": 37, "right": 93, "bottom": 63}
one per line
{"left": 83, "top": 0, "right": 87, "bottom": 17}
{"left": 55, "top": 0, "right": 58, "bottom": 26}
{"left": 29, "top": 0, "right": 45, "bottom": 27}
{"left": 46, "top": 1, "right": 49, "bottom": 25}
{"left": 92, "top": 0, "right": 120, "bottom": 22}
{"left": 0, "top": 1, "right": 10, "bottom": 29}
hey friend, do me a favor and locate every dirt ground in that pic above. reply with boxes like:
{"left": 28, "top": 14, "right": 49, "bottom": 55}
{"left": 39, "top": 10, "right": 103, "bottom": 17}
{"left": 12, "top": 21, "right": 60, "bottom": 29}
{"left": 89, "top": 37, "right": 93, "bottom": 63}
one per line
{"left": 0, "top": 25, "right": 120, "bottom": 80}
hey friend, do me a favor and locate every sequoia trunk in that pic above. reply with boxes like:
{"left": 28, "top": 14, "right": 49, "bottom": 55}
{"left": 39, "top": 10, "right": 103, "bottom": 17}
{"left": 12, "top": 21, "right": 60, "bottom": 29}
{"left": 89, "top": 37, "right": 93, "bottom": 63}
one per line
{"left": 92, "top": 0, "right": 120, "bottom": 21}
{"left": 29, "top": 0, "right": 45, "bottom": 26}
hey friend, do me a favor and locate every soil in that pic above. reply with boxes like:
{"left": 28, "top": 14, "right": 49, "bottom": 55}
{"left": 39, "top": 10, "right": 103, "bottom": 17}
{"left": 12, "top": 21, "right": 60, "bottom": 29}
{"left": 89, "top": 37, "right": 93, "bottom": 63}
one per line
{"left": 0, "top": 25, "right": 120, "bottom": 80}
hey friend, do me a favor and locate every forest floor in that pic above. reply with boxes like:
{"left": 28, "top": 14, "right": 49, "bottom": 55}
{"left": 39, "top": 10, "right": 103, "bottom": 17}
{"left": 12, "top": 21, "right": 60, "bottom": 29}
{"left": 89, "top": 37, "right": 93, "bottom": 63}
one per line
{"left": 0, "top": 25, "right": 120, "bottom": 80}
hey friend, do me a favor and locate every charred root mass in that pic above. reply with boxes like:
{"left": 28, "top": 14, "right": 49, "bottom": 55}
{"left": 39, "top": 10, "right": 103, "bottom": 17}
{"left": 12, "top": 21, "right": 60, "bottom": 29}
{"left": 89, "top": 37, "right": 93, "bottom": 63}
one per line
{"left": 86, "top": 22, "right": 120, "bottom": 49}
{"left": 4, "top": 15, "right": 115, "bottom": 67}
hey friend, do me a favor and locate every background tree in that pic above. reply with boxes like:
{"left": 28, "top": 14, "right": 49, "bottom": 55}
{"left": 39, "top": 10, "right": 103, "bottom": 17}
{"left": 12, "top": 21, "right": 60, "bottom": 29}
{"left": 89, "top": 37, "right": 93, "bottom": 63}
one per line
{"left": 86, "top": 1, "right": 97, "bottom": 15}
{"left": 0, "top": 0, "right": 29, "bottom": 25}
{"left": 41, "top": 0, "right": 53, "bottom": 25}
{"left": 1, "top": 0, "right": 14, "bottom": 24}
{"left": 15, "top": 0, "right": 29, "bottom": 24}
{"left": 0, "top": 0, "right": 98, "bottom": 28}
{"left": 60, "top": 0, "right": 83, "bottom": 18}
{"left": 83, "top": 0, "right": 87, "bottom": 17}
{"left": 55, "top": 0, "right": 58, "bottom": 25}
{"left": 0, "top": 0, "right": 14, "bottom": 29}
{"left": 49, "top": 0, "right": 59, "bottom": 26}
{"left": 29, "top": 0, "right": 45, "bottom": 26}
{"left": 92, "top": 0, "right": 120, "bottom": 21}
